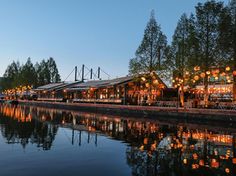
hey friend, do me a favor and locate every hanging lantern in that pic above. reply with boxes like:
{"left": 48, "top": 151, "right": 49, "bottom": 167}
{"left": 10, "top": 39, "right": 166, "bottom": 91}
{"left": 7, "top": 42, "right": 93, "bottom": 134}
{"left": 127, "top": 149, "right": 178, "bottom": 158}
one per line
{"left": 200, "top": 72, "right": 206, "bottom": 78}
{"left": 225, "top": 168, "right": 230, "bottom": 174}
{"left": 153, "top": 79, "right": 158, "bottom": 85}
{"left": 215, "top": 76, "right": 219, "bottom": 80}
{"left": 226, "top": 66, "right": 231, "bottom": 71}
{"left": 141, "top": 77, "right": 146, "bottom": 82}
{"left": 194, "top": 75, "right": 199, "bottom": 81}
{"left": 227, "top": 79, "right": 231, "bottom": 83}
{"left": 221, "top": 72, "right": 226, "bottom": 76}
{"left": 215, "top": 69, "right": 220, "bottom": 74}
{"left": 194, "top": 66, "right": 200, "bottom": 71}
{"left": 145, "top": 82, "right": 150, "bottom": 88}
{"left": 206, "top": 71, "right": 211, "bottom": 75}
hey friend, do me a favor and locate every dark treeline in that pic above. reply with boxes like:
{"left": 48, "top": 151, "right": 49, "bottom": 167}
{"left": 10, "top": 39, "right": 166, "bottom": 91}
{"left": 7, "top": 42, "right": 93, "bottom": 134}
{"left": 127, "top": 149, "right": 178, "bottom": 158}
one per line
{"left": 0, "top": 57, "right": 61, "bottom": 90}
{"left": 129, "top": 0, "right": 236, "bottom": 77}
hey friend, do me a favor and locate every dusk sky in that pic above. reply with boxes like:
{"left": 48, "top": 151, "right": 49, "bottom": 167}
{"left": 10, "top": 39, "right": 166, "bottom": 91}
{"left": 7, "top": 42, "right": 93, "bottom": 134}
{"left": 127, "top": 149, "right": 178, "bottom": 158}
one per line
{"left": 0, "top": 0, "right": 229, "bottom": 81}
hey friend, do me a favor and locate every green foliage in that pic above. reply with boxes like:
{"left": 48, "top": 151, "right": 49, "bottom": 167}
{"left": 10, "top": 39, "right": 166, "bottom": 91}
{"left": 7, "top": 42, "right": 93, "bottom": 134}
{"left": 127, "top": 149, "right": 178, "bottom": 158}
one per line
{"left": 1, "top": 57, "right": 61, "bottom": 90}
{"left": 195, "top": 0, "right": 225, "bottom": 70}
{"left": 129, "top": 10, "right": 168, "bottom": 75}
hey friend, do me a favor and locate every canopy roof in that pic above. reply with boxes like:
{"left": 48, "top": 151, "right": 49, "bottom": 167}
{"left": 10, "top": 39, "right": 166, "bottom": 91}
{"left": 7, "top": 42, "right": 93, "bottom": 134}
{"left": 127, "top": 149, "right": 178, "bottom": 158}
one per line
{"left": 35, "top": 73, "right": 167, "bottom": 92}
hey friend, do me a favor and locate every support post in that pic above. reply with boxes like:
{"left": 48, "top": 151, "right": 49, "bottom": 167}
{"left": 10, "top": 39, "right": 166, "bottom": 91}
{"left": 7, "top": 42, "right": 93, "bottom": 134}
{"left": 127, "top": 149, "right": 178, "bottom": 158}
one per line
{"left": 82, "top": 64, "right": 85, "bottom": 82}
{"left": 98, "top": 67, "right": 101, "bottom": 80}
{"left": 75, "top": 66, "right": 77, "bottom": 81}
{"left": 90, "top": 68, "right": 93, "bottom": 80}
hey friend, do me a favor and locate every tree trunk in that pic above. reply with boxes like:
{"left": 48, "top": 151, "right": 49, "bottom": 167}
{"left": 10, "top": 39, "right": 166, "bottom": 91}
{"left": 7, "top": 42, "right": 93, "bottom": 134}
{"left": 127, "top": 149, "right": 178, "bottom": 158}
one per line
{"left": 204, "top": 76, "right": 209, "bottom": 107}
{"left": 180, "top": 84, "right": 184, "bottom": 107}
{"left": 234, "top": 69, "right": 236, "bottom": 102}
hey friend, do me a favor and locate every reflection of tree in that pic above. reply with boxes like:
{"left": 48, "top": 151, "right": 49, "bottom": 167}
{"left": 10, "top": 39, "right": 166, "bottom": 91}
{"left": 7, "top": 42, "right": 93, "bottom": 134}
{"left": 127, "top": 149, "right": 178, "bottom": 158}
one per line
{"left": 1, "top": 104, "right": 236, "bottom": 175}
{"left": 0, "top": 105, "right": 58, "bottom": 150}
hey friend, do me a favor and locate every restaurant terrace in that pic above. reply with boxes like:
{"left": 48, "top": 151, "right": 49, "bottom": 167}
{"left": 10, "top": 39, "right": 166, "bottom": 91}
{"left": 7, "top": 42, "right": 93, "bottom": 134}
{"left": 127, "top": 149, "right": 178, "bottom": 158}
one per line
{"left": 34, "top": 72, "right": 167, "bottom": 105}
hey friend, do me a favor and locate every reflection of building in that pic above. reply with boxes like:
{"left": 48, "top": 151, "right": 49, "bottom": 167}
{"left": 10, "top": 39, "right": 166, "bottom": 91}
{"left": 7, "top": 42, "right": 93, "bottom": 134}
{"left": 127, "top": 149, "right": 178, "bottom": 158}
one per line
{"left": 1, "top": 104, "right": 236, "bottom": 175}
{"left": 0, "top": 105, "right": 58, "bottom": 150}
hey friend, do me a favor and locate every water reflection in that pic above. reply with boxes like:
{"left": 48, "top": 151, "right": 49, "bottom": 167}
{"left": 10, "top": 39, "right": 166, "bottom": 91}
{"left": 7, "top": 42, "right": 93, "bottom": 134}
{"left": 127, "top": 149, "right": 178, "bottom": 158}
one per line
{"left": 0, "top": 104, "right": 236, "bottom": 176}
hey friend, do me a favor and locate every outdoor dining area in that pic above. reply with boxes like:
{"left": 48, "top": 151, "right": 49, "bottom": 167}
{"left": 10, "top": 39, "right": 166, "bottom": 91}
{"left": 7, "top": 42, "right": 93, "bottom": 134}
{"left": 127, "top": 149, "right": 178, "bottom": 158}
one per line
{"left": 33, "top": 72, "right": 168, "bottom": 106}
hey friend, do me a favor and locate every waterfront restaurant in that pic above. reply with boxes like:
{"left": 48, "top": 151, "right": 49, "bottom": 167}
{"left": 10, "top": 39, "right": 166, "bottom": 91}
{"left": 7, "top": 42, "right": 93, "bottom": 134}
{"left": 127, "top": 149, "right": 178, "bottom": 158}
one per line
{"left": 34, "top": 72, "right": 167, "bottom": 105}
{"left": 34, "top": 81, "right": 81, "bottom": 102}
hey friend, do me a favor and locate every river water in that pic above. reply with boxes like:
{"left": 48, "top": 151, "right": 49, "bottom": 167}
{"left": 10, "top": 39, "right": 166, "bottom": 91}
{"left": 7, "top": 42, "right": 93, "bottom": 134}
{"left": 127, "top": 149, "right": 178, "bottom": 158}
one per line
{"left": 0, "top": 104, "right": 235, "bottom": 176}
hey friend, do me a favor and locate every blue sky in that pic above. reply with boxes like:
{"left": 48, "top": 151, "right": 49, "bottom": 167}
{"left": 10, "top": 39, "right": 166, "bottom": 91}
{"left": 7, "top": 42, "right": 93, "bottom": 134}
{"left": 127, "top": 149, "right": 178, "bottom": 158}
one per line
{"left": 0, "top": 0, "right": 229, "bottom": 81}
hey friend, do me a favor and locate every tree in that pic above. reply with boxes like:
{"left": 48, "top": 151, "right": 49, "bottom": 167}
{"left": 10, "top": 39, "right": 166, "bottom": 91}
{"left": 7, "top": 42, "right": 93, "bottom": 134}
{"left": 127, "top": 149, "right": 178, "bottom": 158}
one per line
{"left": 35, "top": 58, "right": 61, "bottom": 86}
{"left": 2, "top": 61, "right": 21, "bottom": 89}
{"left": 36, "top": 59, "right": 50, "bottom": 86}
{"left": 19, "top": 58, "right": 37, "bottom": 87}
{"left": 129, "top": 10, "right": 168, "bottom": 75}
{"left": 171, "top": 14, "right": 193, "bottom": 107}
{"left": 47, "top": 57, "right": 61, "bottom": 83}
{"left": 195, "top": 0, "right": 225, "bottom": 106}
{"left": 228, "top": 0, "right": 236, "bottom": 100}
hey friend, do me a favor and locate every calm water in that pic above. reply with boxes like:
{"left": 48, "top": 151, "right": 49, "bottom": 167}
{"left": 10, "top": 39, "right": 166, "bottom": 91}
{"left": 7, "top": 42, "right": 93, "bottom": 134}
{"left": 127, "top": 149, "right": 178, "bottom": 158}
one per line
{"left": 0, "top": 104, "right": 236, "bottom": 176}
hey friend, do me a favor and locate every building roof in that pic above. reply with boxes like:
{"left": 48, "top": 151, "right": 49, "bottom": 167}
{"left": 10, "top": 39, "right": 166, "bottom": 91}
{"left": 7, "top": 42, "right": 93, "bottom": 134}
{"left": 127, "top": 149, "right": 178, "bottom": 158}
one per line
{"left": 35, "top": 83, "right": 64, "bottom": 90}
{"left": 35, "top": 73, "right": 168, "bottom": 92}
{"left": 34, "top": 81, "right": 83, "bottom": 91}
{"left": 67, "top": 76, "right": 134, "bottom": 91}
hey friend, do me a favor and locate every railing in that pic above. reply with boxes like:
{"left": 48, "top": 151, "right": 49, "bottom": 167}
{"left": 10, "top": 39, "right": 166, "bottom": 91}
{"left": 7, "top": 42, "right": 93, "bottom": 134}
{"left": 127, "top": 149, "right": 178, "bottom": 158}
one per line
{"left": 37, "top": 98, "right": 64, "bottom": 102}
{"left": 154, "top": 101, "right": 178, "bottom": 107}
{"left": 72, "top": 98, "right": 122, "bottom": 104}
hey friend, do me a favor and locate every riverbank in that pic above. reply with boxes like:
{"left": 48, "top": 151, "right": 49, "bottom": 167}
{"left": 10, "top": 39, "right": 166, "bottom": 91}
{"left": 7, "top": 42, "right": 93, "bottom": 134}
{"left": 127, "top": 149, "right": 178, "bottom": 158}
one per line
{"left": 17, "top": 100, "right": 236, "bottom": 123}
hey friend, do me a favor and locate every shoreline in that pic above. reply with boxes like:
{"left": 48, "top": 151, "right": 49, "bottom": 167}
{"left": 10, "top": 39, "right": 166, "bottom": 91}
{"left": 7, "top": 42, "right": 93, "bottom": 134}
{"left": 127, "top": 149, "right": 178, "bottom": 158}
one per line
{"left": 17, "top": 100, "right": 236, "bottom": 123}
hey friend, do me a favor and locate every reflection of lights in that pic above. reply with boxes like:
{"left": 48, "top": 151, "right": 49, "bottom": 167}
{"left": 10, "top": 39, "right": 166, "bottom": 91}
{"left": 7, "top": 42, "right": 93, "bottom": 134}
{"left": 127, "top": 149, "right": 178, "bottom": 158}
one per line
{"left": 211, "top": 159, "right": 219, "bottom": 168}
{"left": 143, "top": 138, "right": 148, "bottom": 145}
{"left": 225, "top": 168, "right": 230, "bottom": 174}
{"left": 192, "top": 164, "right": 199, "bottom": 169}
{"left": 232, "top": 158, "right": 236, "bottom": 164}
{"left": 199, "top": 160, "right": 204, "bottom": 166}
{"left": 139, "top": 145, "right": 144, "bottom": 151}
{"left": 193, "top": 153, "right": 198, "bottom": 160}
{"left": 233, "top": 71, "right": 236, "bottom": 76}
